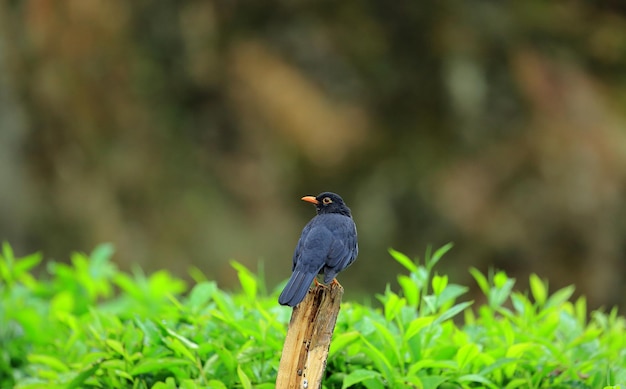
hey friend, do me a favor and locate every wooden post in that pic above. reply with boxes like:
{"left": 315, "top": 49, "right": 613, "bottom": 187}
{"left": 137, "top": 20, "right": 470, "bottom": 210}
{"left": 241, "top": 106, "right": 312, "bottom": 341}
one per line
{"left": 276, "top": 281, "right": 344, "bottom": 389}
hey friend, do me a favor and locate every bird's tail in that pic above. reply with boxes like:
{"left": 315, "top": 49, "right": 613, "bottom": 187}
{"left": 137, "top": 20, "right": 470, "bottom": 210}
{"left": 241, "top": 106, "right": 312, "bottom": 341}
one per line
{"left": 278, "top": 270, "right": 317, "bottom": 307}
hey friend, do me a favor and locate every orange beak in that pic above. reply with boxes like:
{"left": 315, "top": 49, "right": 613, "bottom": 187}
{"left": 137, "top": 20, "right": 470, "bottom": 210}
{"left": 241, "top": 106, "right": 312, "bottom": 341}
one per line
{"left": 301, "top": 196, "right": 319, "bottom": 204}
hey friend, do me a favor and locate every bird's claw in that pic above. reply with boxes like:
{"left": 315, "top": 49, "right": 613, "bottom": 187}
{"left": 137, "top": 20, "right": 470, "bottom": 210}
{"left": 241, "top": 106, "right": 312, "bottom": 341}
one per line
{"left": 329, "top": 278, "right": 344, "bottom": 291}
{"left": 316, "top": 278, "right": 341, "bottom": 290}
{"left": 315, "top": 278, "right": 337, "bottom": 290}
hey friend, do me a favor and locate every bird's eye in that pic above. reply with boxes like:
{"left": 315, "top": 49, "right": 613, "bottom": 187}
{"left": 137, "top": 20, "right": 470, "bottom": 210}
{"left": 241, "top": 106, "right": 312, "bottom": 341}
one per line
{"left": 322, "top": 197, "right": 332, "bottom": 205}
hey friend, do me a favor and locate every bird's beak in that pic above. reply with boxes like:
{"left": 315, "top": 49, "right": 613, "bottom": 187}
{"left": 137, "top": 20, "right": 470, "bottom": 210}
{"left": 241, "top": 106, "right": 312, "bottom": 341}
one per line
{"left": 301, "top": 196, "right": 319, "bottom": 204}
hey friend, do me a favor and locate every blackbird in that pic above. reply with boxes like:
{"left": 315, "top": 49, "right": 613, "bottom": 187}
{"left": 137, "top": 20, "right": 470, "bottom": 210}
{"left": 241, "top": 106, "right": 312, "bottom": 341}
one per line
{"left": 278, "top": 192, "right": 358, "bottom": 307}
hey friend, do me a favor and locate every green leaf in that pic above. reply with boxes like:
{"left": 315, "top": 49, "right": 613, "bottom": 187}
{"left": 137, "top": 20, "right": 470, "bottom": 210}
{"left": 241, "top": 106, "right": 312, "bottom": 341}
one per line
{"left": 477, "top": 357, "right": 517, "bottom": 376}
{"left": 113, "top": 273, "right": 143, "bottom": 300}
{"left": 188, "top": 281, "right": 217, "bottom": 309}
{"left": 133, "top": 318, "right": 161, "bottom": 345}
{"left": 403, "top": 316, "right": 435, "bottom": 341}
{"left": 180, "top": 379, "right": 200, "bottom": 389}
{"left": 28, "top": 354, "right": 69, "bottom": 372}
{"left": 455, "top": 343, "right": 480, "bottom": 371}
{"left": 493, "top": 271, "right": 509, "bottom": 288}
{"left": 491, "top": 276, "right": 515, "bottom": 308}
{"left": 0, "top": 253, "right": 9, "bottom": 283}
{"left": 131, "top": 358, "right": 192, "bottom": 375}
{"left": 505, "top": 342, "right": 538, "bottom": 358}
{"left": 545, "top": 285, "right": 575, "bottom": 309}
{"left": 510, "top": 292, "right": 531, "bottom": 317}
{"left": 398, "top": 376, "right": 422, "bottom": 389}
{"left": 329, "top": 331, "right": 360, "bottom": 359}
{"left": 457, "top": 374, "right": 497, "bottom": 388}
{"left": 152, "top": 378, "right": 177, "bottom": 389}
{"left": 105, "top": 339, "right": 128, "bottom": 359}
{"left": 100, "top": 358, "right": 127, "bottom": 371}
{"left": 504, "top": 378, "right": 532, "bottom": 388}
{"left": 254, "top": 384, "right": 276, "bottom": 389}
{"left": 206, "top": 380, "right": 229, "bottom": 389}
{"left": 0, "top": 242, "right": 16, "bottom": 285}
{"left": 409, "top": 359, "right": 457, "bottom": 373}
{"left": 163, "top": 337, "right": 197, "bottom": 362}
{"left": 569, "top": 326, "right": 602, "bottom": 347}
{"left": 427, "top": 242, "right": 453, "bottom": 270}
{"left": 422, "top": 295, "right": 436, "bottom": 315}
{"left": 574, "top": 296, "right": 587, "bottom": 326}
{"left": 90, "top": 243, "right": 115, "bottom": 265}
{"left": 469, "top": 267, "right": 490, "bottom": 296}
{"left": 231, "top": 261, "right": 257, "bottom": 300}
{"left": 211, "top": 288, "right": 236, "bottom": 322}
{"left": 529, "top": 274, "right": 547, "bottom": 306}
{"left": 2, "top": 241, "right": 15, "bottom": 263}
{"left": 372, "top": 321, "right": 401, "bottom": 366}
{"left": 433, "top": 301, "right": 473, "bottom": 326}
{"left": 164, "top": 327, "right": 199, "bottom": 350}
{"left": 148, "top": 270, "right": 187, "bottom": 296}
{"left": 113, "top": 369, "right": 134, "bottom": 382}
{"left": 237, "top": 365, "right": 252, "bottom": 389}
{"left": 431, "top": 274, "right": 448, "bottom": 296}
{"left": 419, "top": 375, "right": 449, "bottom": 389}
{"left": 388, "top": 248, "right": 417, "bottom": 273}
{"left": 342, "top": 369, "right": 381, "bottom": 389}
{"left": 397, "top": 275, "right": 419, "bottom": 307}
{"left": 360, "top": 336, "right": 395, "bottom": 383}
{"left": 51, "top": 291, "right": 75, "bottom": 313}
{"left": 66, "top": 360, "right": 103, "bottom": 389}
{"left": 379, "top": 286, "right": 405, "bottom": 322}
{"left": 214, "top": 347, "right": 236, "bottom": 374}
{"left": 437, "top": 284, "right": 468, "bottom": 306}
{"left": 14, "top": 252, "right": 42, "bottom": 276}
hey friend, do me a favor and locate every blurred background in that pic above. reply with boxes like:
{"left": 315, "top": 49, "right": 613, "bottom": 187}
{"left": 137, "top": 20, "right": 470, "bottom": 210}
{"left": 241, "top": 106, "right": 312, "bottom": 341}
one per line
{"left": 1, "top": 1, "right": 626, "bottom": 310}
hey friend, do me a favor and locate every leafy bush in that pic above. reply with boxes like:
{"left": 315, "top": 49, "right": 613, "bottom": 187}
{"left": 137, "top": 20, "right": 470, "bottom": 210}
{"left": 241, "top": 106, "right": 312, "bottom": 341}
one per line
{"left": 0, "top": 242, "right": 624, "bottom": 388}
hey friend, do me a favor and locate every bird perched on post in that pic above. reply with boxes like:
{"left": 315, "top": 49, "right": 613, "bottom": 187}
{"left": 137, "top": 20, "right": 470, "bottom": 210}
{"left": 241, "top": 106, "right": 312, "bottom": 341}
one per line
{"left": 278, "top": 192, "right": 358, "bottom": 307}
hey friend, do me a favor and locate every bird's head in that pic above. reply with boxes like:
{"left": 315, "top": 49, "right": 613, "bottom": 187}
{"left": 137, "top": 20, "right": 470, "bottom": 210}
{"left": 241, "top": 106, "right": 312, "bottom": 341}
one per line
{"left": 301, "top": 192, "right": 352, "bottom": 216}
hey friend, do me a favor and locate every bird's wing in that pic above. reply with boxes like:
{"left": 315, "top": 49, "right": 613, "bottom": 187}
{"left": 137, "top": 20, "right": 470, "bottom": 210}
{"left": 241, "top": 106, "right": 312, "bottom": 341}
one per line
{"left": 280, "top": 220, "right": 333, "bottom": 307}
{"left": 326, "top": 216, "right": 358, "bottom": 270}
{"left": 278, "top": 269, "right": 317, "bottom": 306}
{"left": 292, "top": 220, "right": 317, "bottom": 270}
{"left": 292, "top": 218, "right": 334, "bottom": 273}
{"left": 291, "top": 222, "right": 310, "bottom": 270}
{"left": 292, "top": 214, "right": 357, "bottom": 278}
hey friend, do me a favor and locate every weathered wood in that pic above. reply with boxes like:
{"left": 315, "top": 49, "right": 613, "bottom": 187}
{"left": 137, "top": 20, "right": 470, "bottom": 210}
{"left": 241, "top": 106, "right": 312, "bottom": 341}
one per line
{"left": 276, "top": 281, "right": 344, "bottom": 389}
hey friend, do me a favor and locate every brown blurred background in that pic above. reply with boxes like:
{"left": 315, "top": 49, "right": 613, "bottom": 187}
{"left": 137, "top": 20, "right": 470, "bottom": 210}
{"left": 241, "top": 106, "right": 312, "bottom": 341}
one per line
{"left": 1, "top": 1, "right": 625, "bottom": 309}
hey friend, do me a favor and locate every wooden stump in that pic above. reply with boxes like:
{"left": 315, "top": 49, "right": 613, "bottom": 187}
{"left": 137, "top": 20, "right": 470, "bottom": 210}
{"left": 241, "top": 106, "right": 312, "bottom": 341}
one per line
{"left": 276, "top": 281, "right": 344, "bottom": 389}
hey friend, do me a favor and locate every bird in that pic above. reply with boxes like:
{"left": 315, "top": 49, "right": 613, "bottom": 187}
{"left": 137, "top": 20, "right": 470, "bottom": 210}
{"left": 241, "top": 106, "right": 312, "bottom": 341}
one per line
{"left": 278, "top": 192, "right": 358, "bottom": 307}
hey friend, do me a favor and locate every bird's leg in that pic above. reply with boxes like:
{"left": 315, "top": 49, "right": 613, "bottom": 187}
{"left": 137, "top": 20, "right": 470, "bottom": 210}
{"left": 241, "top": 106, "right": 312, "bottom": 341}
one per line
{"left": 314, "top": 277, "right": 330, "bottom": 289}
{"left": 330, "top": 278, "right": 341, "bottom": 287}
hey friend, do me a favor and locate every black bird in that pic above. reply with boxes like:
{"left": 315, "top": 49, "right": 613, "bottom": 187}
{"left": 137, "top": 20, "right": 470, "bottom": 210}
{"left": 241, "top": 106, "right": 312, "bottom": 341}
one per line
{"left": 278, "top": 192, "right": 358, "bottom": 307}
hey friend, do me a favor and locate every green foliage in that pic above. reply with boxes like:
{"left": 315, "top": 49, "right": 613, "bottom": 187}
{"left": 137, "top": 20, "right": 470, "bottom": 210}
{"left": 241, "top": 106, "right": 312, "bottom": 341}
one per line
{"left": 1, "top": 242, "right": 625, "bottom": 388}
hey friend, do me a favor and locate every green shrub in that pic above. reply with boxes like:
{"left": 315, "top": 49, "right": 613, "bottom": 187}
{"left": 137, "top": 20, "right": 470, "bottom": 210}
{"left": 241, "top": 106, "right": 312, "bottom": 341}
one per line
{"left": 0, "top": 242, "right": 624, "bottom": 388}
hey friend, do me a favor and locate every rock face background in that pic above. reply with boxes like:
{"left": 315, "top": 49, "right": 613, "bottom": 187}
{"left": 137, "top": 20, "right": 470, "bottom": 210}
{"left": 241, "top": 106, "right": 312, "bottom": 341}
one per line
{"left": 1, "top": 2, "right": 625, "bottom": 309}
